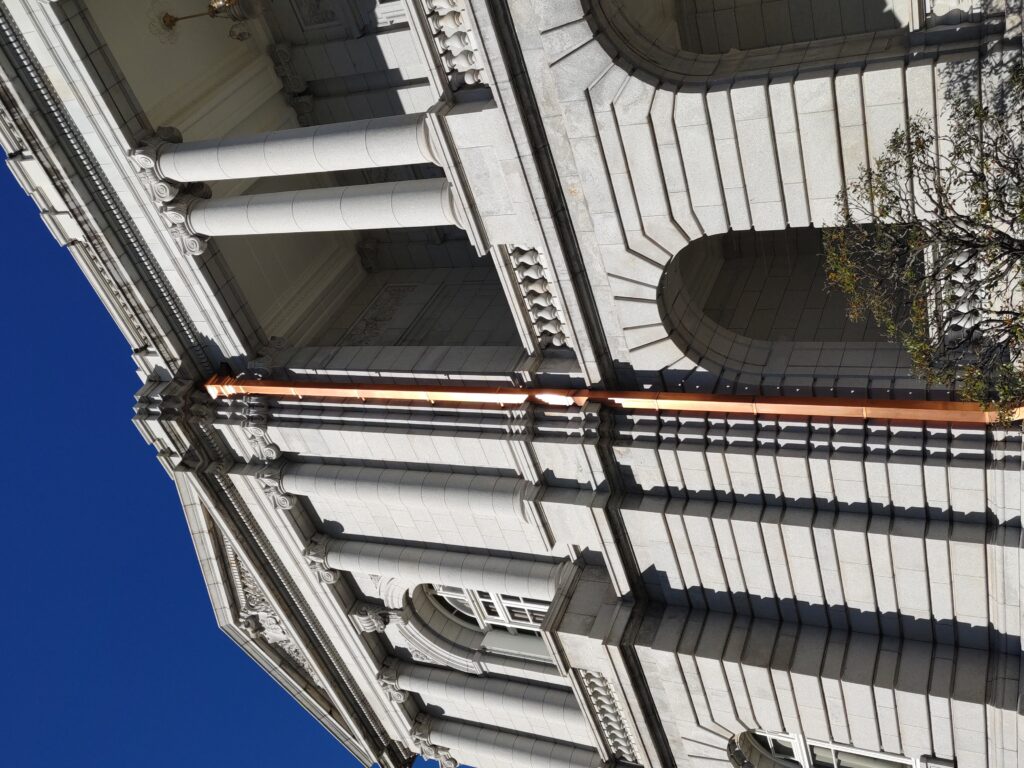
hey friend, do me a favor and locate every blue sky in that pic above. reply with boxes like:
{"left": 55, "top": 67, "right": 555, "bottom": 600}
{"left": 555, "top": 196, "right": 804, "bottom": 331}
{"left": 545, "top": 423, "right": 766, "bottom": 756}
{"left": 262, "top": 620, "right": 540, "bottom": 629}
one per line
{"left": 0, "top": 167, "right": 381, "bottom": 766}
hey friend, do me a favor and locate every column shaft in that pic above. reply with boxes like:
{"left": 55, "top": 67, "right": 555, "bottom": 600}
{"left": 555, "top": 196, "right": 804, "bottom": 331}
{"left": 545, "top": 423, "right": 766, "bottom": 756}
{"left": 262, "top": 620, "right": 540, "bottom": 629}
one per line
{"left": 322, "top": 538, "right": 566, "bottom": 601}
{"left": 186, "top": 178, "right": 460, "bottom": 236}
{"left": 395, "top": 663, "right": 589, "bottom": 745}
{"left": 430, "top": 719, "right": 602, "bottom": 768}
{"left": 280, "top": 462, "right": 527, "bottom": 520}
{"left": 157, "top": 114, "right": 436, "bottom": 182}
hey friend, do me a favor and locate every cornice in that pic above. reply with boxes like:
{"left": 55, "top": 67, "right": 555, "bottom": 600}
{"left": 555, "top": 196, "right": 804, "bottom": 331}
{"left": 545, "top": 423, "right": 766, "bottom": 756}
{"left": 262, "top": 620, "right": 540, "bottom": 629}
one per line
{"left": 0, "top": 2, "right": 210, "bottom": 379}
{"left": 134, "top": 379, "right": 412, "bottom": 768}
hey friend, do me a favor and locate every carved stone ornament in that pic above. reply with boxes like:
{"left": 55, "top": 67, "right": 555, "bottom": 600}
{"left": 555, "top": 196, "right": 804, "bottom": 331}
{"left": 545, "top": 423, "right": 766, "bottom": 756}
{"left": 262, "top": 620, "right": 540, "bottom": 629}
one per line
{"left": 507, "top": 246, "right": 570, "bottom": 349}
{"left": 269, "top": 43, "right": 308, "bottom": 95}
{"left": 246, "top": 336, "right": 290, "bottom": 379}
{"left": 225, "top": 542, "right": 323, "bottom": 686}
{"left": 579, "top": 670, "right": 639, "bottom": 763}
{"left": 421, "top": 0, "right": 485, "bottom": 89}
{"left": 255, "top": 460, "right": 295, "bottom": 511}
{"left": 128, "top": 126, "right": 182, "bottom": 203}
{"left": 303, "top": 533, "right": 340, "bottom": 584}
{"left": 241, "top": 395, "right": 281, "bottom": 461}
{"left": 377, "top": 659, "right": 409, "bottom": 703}
{"left": 187, "top": 399, "right": 215, "bottom": 427}
{"left": 350, "top": 601, "right": 393, "bottom": 633}
{"left": 411, "top": 715, "right": 459, "bottom": 768}
{"left": 159, "top": 194, "right": 209, "bottom": 257}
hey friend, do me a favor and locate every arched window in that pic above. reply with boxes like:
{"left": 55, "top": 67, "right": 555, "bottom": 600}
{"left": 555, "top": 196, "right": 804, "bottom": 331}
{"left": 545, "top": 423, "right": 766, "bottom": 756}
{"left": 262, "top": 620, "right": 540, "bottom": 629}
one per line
{"left": 430, "top": 584, "right": 549, "bottom": 635}
{"left": 729, "top": 731, "right": 918, "bottom": 768}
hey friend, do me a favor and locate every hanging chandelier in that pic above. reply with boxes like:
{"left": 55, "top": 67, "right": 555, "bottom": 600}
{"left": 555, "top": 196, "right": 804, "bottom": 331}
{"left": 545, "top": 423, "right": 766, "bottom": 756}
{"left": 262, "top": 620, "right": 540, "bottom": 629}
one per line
{"left": 159, "top": 0, "right": 262, "bottom": 41}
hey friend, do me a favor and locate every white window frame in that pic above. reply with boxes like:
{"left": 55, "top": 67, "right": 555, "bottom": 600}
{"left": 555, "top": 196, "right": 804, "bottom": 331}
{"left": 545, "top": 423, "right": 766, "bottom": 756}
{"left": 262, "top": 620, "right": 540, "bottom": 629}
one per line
{"left": 753, "top": 731, "right": 921, "bottom": 768}
{"left": 430, "top": 584, "right": 549, "bottom": 634}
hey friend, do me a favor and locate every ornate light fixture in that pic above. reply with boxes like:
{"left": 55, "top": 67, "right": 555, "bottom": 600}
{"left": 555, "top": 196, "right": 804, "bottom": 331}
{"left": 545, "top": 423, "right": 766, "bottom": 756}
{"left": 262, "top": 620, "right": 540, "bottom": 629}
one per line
{"left": 159, "top": 0, "right": 260, "bottom": 41}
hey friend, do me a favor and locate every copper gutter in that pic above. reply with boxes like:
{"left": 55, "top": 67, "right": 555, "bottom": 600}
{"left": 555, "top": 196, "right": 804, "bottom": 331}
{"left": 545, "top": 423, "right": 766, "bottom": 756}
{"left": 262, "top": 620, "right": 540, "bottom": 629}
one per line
{"left": 204, "top": 375, "right": 1018, "bottom": 425}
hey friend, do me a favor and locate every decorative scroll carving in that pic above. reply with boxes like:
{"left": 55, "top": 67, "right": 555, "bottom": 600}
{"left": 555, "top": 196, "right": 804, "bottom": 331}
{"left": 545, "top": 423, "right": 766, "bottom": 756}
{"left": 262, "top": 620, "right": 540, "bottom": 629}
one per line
{"left": 131, "top": 130, "right": 212, "bottom": 258}
{"left": 377, "top": 659, "right": 409, "bottom": 703}
{"left": 239, "top": 395, "right": 281, "bottom": 461}
{"left": 411, "top": 715, "right": 459, "bottom": 768}
{"left": 578, "top": 670, "right": 639, "bottom": 763}
{"left": 288, "top": 93, "right": 316, "bottom": 127}
{"left": 246, "top": 336, "right": 290, "bottom": 379}
{"left": 270, "top": 43, "right": 308, "bottom": 95}
{"left": 507, "top": 246, "right": 571, "bottom": 349}
{"left": 253, "top": 460, "right": 296, "bottom": 511}
{"left": 303, "top": 533, "right": 340, "bottom": 584}
{"left": 350, "top": 600, "right": 395, "bottom": 633}
{"left": 159, "top": 191, "right": 210, "bottom": 257}
{"left": 225, "top": 542, "right": 323, "bottom": 686}
{"left": 128, "top": 126, "right": 182, "bottom": 203}
{"left": 420, "top": 0, "right": 486, "bottom": 89}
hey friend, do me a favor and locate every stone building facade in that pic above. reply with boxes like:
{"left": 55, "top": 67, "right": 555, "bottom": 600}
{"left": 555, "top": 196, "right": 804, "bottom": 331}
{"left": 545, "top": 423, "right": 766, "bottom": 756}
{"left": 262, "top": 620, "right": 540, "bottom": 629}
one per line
{"left": 1, "top": 0, "right": 1021, "bottom": 766}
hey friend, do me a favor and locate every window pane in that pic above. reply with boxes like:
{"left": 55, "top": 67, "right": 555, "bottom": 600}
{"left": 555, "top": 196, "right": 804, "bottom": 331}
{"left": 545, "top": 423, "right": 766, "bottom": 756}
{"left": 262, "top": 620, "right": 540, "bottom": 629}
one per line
{"left": 811, "top": 746, "right": 837, "bottom": 767}
{"left": 834, "top": 750, "right": 907, "bottom": 768}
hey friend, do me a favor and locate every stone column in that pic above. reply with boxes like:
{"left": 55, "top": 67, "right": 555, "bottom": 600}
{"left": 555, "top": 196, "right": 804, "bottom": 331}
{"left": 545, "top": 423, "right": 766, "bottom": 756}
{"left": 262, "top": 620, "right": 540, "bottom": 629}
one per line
{"left": 278, "top": 461, "right": 529, "bottom": 521}
{"left": 170, "top": 178, "right": 461, "bottom": 240}
{"left": 416, "top": 716, "right": 603, "bottom": 768}
{"left": 303, "top": 534, "right": 570, "bottom": 601}
{"left": 389, "top": 661, "right": 590, "bottom": 745}
{"left": 152, "top": 114, "right": 437, "bottom": 182}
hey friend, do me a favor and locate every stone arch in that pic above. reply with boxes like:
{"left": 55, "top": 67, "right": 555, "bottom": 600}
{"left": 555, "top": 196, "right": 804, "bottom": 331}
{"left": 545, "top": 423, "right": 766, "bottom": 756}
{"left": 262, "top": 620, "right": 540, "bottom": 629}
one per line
{"left": 590, "top": 0, "right": 913, "bottom": 84}
{"left": 396, "top": 586, "right": 488, "bottom": 675}
{"left": 534, "top": 0, "right": 1003, "bottom": 396}
{"left": 655, "top": 226, "right": 904, "bottom": 394}
{"left": 587, "top": 0, "right": 1001, "bottom": 84}
{"left": 373, "top": 581, "right": 562, "bottom": 683}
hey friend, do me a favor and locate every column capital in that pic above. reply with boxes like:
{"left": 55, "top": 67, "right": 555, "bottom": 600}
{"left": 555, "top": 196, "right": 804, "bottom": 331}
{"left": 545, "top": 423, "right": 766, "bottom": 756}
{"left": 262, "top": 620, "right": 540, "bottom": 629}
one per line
{"left": 159, "top": 194, "right": 208, "bottom": 256}
{"left": 254, "top": 460, "right": 295, "bottom": 511}
{"left": 129, "top": 126, "right": 182, "bottom": 203}
{"left": 376, "top": 658, "right": 409, "bottom": 703}
{"left": 411, "top": 715, "right": 458, "bottom": 768}
{"left": 269, "top": 43, "right": 307, "bottom": 95}
{"left": 303, "top": 533, "right": 339, "bottom": 584}
{"left": 239, "top": 394, "right": 281, "bottom": 461}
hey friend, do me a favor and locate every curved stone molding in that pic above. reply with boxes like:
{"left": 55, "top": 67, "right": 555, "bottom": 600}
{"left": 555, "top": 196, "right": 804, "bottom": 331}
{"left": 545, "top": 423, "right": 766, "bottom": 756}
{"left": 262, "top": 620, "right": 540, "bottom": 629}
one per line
{"left": 507, "top": 245, "right": 570, "bottom": 349}
{"left": 303, "top": 534, "right": 577, "bottom": 673}
{"left": 411, "top": 715, "right": 459, "bottom": 768}
{"left": 225, "top": 542, "right": 323, "bottom": 687}
{"left": 393, "top": 589, "right": 485, "bottom": 675}
{"left": 421, "top": 0, "right": 486, "bottom": 89}
{"left": 578, "top": 669, "right": 639, "bottom": 763}
{"left": 588, "top": 0, "right": 1003, "bottom": 84}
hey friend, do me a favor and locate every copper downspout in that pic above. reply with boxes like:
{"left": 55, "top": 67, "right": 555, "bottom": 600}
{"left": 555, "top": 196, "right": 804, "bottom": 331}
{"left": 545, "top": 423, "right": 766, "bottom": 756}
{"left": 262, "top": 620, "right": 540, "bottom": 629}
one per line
{"left": 204, "top": 375, "right": 1018, "bottom": 425}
